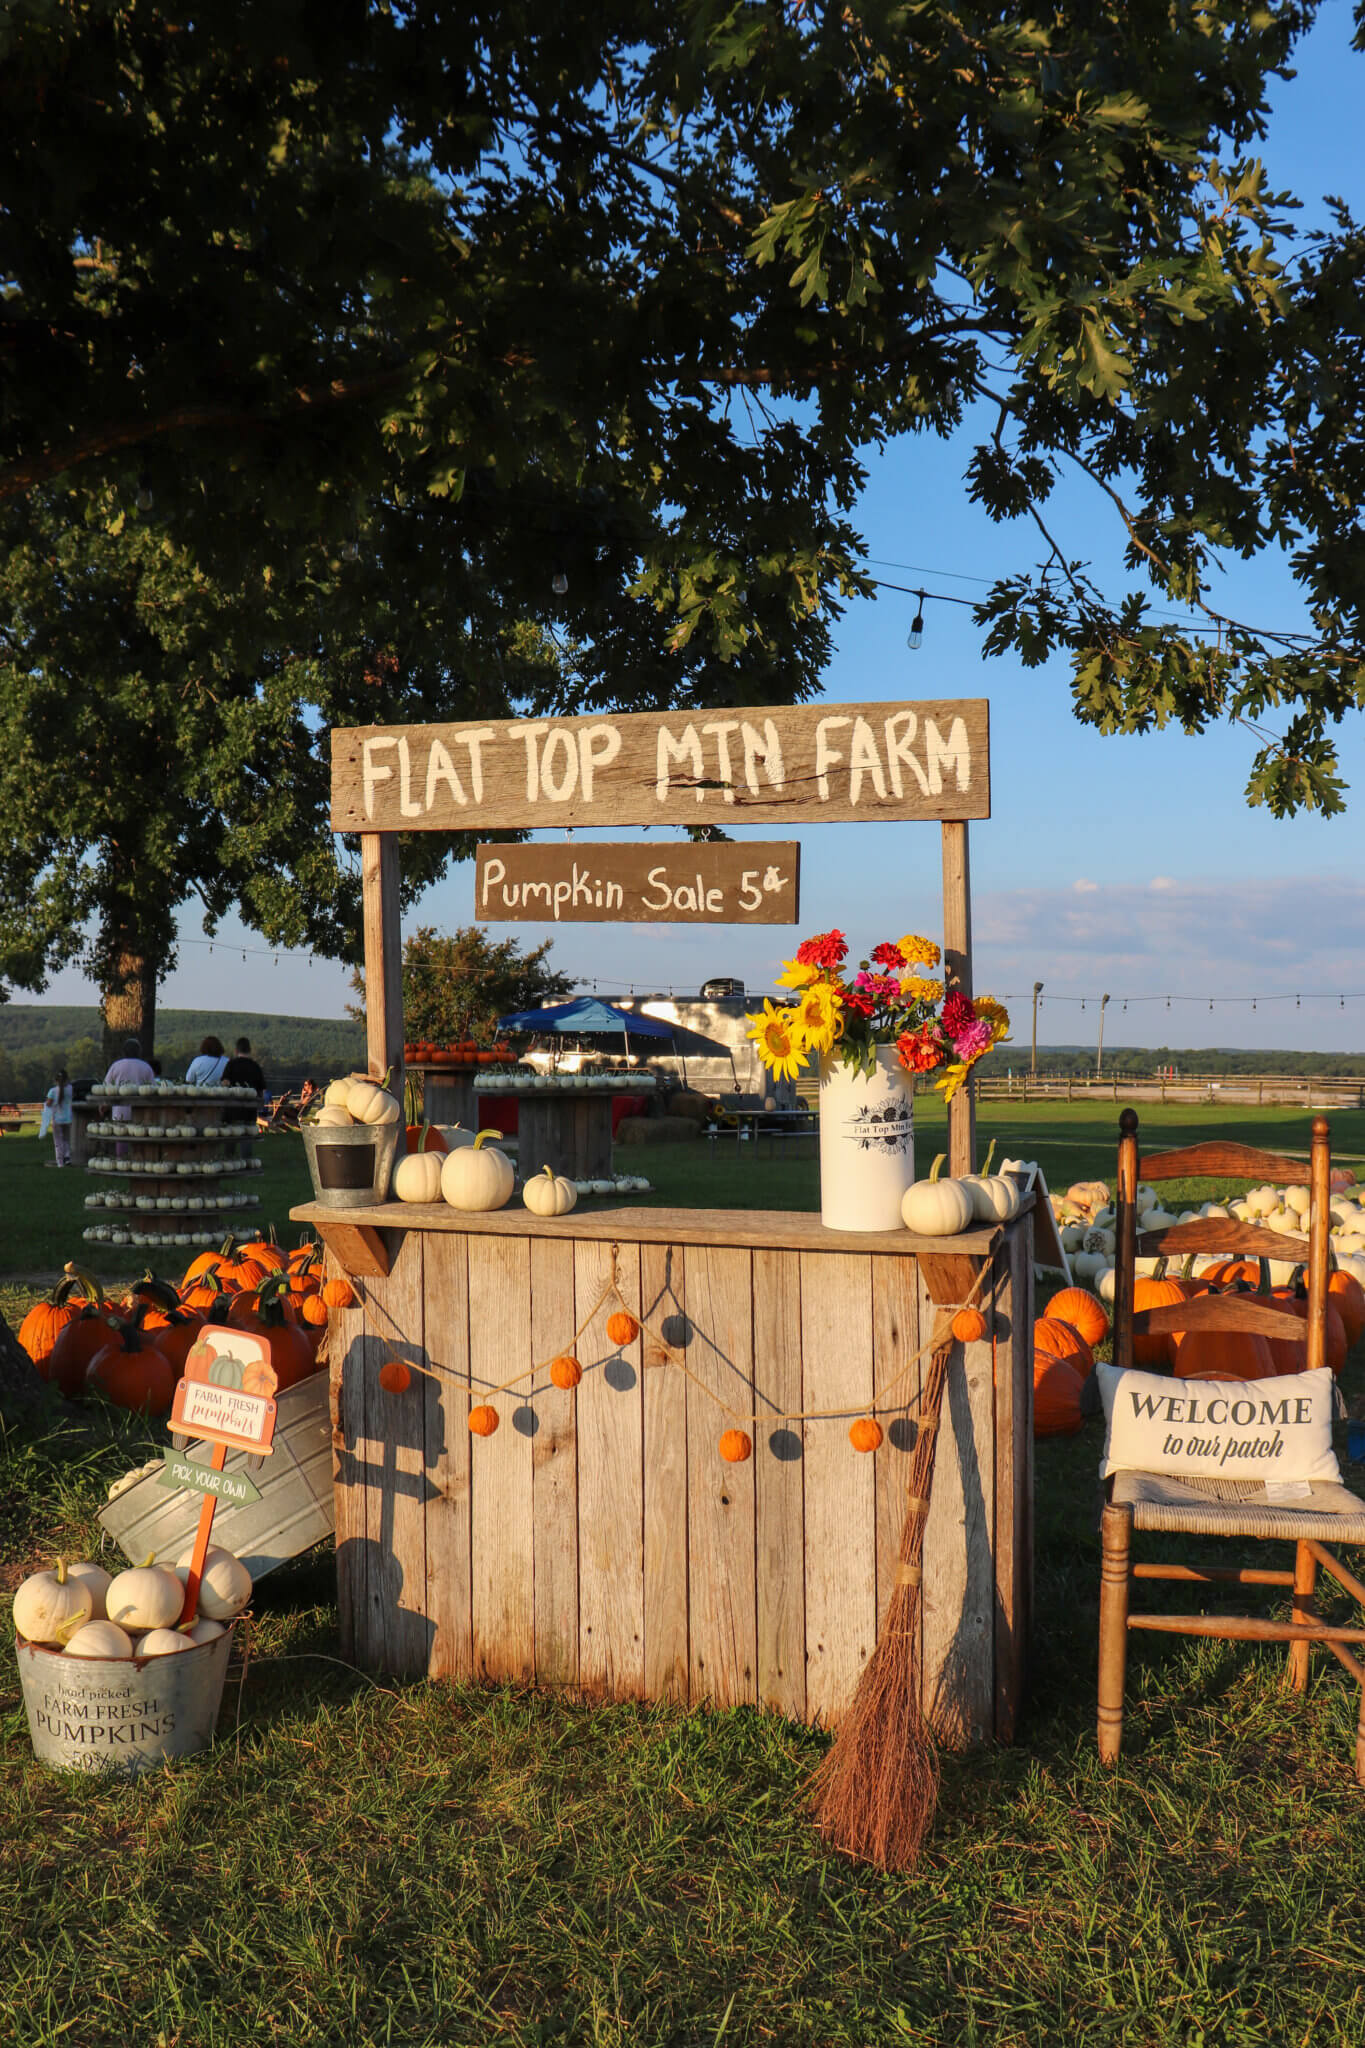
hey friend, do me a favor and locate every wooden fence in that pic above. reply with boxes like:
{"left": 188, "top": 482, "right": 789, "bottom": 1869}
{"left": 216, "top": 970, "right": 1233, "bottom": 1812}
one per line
{"left": 976, "top": 1072, "right": 1365, "bottom": 1108}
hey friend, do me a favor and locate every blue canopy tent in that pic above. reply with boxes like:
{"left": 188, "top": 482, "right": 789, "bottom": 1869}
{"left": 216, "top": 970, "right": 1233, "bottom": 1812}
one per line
{"left": 497, "top": 996, "right": 676, "bottom": 1063}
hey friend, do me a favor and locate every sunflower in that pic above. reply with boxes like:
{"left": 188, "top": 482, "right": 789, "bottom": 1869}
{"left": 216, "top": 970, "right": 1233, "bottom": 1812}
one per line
{"left": 745, "top": 1000, "right": 805, "bottom": 1080}
{"left": 775, "top": 958, "right": 820, "bottom": 992}
{"left": 791, "top": 978, "right": 844, "bottom": 1055}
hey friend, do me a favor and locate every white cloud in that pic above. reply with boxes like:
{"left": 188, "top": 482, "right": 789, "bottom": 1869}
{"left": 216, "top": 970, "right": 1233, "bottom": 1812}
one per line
{"left": 1072, "top": 878, "right": 1099, "bottom": 893}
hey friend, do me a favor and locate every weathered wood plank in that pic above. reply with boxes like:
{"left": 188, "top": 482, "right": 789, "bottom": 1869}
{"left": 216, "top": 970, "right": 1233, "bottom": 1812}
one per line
{"left": 1139, "top": 1139, "right": 1308, "bottom": 1184}
{"left": 316, "top": 1221, "right": 391, "bottom": 1278}
{"left": 641, "top": 1242, "right": 689, "bottom": 1703}
{"left": 994, "top": 1215, "right": 1032, "bottom": 1740}
{"left": 872, "top": 1256, "right": 922, "bottom": 1636}
{"left": 293, "top": 1198, "right": 1016, "bottom": 1261}
{"left": 575, "top": 1239, "right": 645, "bottom": 1696}
{"left": 332, "top": 699, "right": 991, "bottom": 833}
{"left": 422, "top": 1232, "right": 473, "bottom": 1681}
{"left": 801, "top": 1253, "right": 876, "bottom": 1726}
{"left": 685, "top": 1247, "right": 758, "bottom": 1709}
{"left": 919, "top": 1260, "right": 996, "bottom": 1749}
{"left": 1137, "top": 1218, "right": 1310, "bottom": 1258}
{"left": 468, "top": 1234, "right": 536, "bottom": 1683}
{"left": 531, "top": 1236, "right": 579, "bottom": 1688}
{"left": 753, "top": 1249, "right": 806, "bottom": 1721}
{"left": 327, "top": 1257, "right": 369, "bottom": 1666}
{"left": 361, "top": 831, "right": 404, "bottom": 1106}
{"left": 475, "top": 840, "right": 801, "bottom": 924}
{"left": 1135, "top": 1293, "right": 1309, "bottom": 1338}
{"left": 941, "top": 819, "right": 976, "bottom": 1179}
{"left": 363, "top": 1231, "right": 430, "bottom": 1677}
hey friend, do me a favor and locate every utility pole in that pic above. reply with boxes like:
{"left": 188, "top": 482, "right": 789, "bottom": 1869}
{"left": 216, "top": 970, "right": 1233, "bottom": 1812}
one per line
{"left": 1097, "top": 992, "right": 1111, "bottom": 1077}
{"left": 1031, "top": 982, "right": 1044, "bottom": 1076}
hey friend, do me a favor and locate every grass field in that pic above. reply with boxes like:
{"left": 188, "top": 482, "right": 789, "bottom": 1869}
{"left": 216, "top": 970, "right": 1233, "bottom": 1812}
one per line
{"left": 3, "top": 1101, "right": 1365, "bottom": 2044}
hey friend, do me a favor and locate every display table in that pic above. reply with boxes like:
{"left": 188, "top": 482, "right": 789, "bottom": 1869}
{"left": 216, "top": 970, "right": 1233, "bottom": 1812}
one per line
{"left": 295, "top": 1195, "right": 1033, "bottom": 1747}
{"left": 83, "top": 1084, "right": 264, "bottom": 1252}
{"left": 408, "top": 1063, "right": 478, "bottom": 1131}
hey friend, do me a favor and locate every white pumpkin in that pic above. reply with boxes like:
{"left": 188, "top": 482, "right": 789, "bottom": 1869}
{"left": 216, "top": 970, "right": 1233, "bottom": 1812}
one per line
{"left": 12, "top": 1561, "right": 94, "bottom": 1646}
{"left": 901, "top": 1155, "right": 974, "bottom": 1237}
{"left": 347, "top": 1079, "right": 401, "bottom": 1126}
{"left": 1060, "top": 1223, "right": 1086, "bottom": 1253}
{"left": 523, "top": 1166, "right": 578, "bottom": 1218}
{"left": 962, "top": 1172, "right": 1020, "bottom": 1223}
{"left": 392, "top": 1148, "right": 445, "bottom": 1204}
{"left": 1200, "top": 1202, "right": 1230, "bottom": 1220}
{"left": 1144, "top": 1207, "right": 1177, "bottom": 1231}
{"left": 440, "top": 1132, "right": 515, "bottom": 1213}
{"left": 323, "top": 1077, "right": 356, "bottom": 1109}
{"left": 64, "top": 1619, "right": 135, "bottom": 1659}
{"left": 136, "top": 1628, "right": 192, "bottom": 1657}
{"left": 64, "top": 1560, "right": 112, "bottom": 1620}
{"left": 1072, "top": 1248, "right": 1107, "bottom": 1283}
{"left": 106, "top": 1562, "right": 184, "bottom": 1633}
{"left": 313, "top": 1103, "right": 354, "bottom": 1127}
{"left": 1083, "top": 1225, "right": 1116, "bottom": 1256}
{"left": 183, "top": 1617, "right": 226, "bottom": 1644}
{"left": 1097, "top": 1266, "right": 1117, "bottom": 1304}
{"left": 176, "top": 1544, "right": 253, "bottom": 1621}
{"left": 1284, "top": 1184, "right": 1311, "bottom": 1217}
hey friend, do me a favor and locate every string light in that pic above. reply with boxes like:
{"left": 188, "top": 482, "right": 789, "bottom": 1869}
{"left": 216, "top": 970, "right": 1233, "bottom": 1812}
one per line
{"left": 906, "top": 591, "right": 925, "bottom": 651}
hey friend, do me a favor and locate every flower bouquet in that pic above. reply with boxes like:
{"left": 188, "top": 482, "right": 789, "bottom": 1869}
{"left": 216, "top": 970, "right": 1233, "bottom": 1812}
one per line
{"left": 746, "top": 931, "right": 1009, "bottom": 1103}
{"left": 746, "top": 932, "right": 1009, "bottom": 1232}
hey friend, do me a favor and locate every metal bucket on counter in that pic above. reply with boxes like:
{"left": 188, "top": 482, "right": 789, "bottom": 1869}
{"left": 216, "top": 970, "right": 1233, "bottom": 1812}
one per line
{"left": 300, "top": 1121, "right": 399, "bottom": 1208}
{"left": 16, "top": 1627, "right": 234, "bottom": 1777}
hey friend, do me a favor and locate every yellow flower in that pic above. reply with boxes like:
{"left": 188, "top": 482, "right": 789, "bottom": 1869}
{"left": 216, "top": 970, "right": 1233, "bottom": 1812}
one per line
{"left": 973, "top": 994, "right": 1012, "bottom": 1046}
{"left": 775, "top": 959, "right": 820, "bottom": 991}
{"left": 745, "top": 1000, "right": 805, "bottom": 1081}
{"left": 898, "top": 934, "right": 941, "bottom": 968}
{"left": 900, "top": 974, "right": 942, "bottom": 1005}
{"left": 933, "top": 1060, "right": 970, "bottom": 1103}
{"left": 791, "top": 979, "right": 844, "bottom": 1054}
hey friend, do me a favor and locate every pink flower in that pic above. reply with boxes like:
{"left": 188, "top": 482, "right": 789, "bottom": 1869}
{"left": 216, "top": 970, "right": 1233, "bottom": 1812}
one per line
{"left": 852, "top": 970, "right": 903, "bottom": 1003}
{"left": 952, "top": 1018, "right": 993, "bottom": 1062}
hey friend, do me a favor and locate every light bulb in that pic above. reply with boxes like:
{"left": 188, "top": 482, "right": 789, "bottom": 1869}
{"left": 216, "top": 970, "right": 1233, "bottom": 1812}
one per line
{"left": 906, "top": 591, "right": 925, "bottom": 650}
{"left": 551, "top": 569, "right": 569, "bottom": 596}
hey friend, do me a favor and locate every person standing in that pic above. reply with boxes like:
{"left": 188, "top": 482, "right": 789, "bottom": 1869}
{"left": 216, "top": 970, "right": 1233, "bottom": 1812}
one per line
{"left": 40, "top": 1067, "right": 74, "bottom": 1166}
{"left": 103, "top": 1036, "right": 156, "bottom": 1149}
{"left": 185, "top": 1035, "right": 228, "bottom": 1086}
{"left": 223, "top": 1036, "right": 266, "bottom": 1098}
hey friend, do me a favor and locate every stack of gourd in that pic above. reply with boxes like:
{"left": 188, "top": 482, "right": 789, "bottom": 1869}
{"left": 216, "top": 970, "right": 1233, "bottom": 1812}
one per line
{"left": 900, "top": 1143, "right": 1023, "bottom": 1237}
{"left": 17, "top": 1236, "right": 336, "bottom": 1416}
{"left": 12, "top": 1546, "right": 252, "bottom": 1661}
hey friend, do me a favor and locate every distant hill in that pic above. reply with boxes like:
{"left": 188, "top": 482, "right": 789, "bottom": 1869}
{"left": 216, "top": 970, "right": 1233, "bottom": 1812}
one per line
{"left": 0, "top": 1005, "right": 365, "bottom": 1098}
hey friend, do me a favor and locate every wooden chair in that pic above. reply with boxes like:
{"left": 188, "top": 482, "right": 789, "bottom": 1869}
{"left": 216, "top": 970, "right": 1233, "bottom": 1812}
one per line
{"left": 1099, "top": 1110, "right": 1365, "bottom": 1783}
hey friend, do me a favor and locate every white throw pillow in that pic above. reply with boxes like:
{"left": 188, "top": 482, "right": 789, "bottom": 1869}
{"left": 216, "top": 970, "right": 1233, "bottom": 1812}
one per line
{"left": 1097, "top": 1364, "right": 1341, "bottom": 1485}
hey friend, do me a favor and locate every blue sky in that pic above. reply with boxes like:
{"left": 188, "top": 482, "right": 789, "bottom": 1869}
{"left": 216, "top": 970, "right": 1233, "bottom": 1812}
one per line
{"left": 36, "top": 3, "right": 1365, "bottom": 1052}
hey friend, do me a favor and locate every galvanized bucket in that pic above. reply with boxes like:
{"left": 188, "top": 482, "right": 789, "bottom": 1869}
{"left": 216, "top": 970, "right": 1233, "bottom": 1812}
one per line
{"left": 16, "top": 1626, "right": 233, "bottom": 1777}
{"left": 100, "top": 1368, "right": 334, "bottom": 1578}
{"left": 300, "top": 1121, "right": 399, "bottom": 1208}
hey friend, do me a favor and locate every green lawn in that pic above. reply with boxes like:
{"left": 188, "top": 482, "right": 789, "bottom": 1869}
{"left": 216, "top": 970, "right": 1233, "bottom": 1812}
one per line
{"left": 3, "top": 1100, "right": 1365, "bottom": 2044}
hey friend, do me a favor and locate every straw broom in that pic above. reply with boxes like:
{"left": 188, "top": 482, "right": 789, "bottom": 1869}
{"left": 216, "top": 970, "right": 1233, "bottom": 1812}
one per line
{"left": 808, "top": 1334, "right": 953, "bottom": 1870}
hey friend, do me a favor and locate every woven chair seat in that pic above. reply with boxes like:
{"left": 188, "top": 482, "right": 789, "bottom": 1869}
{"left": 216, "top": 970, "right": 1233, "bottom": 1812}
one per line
{"left": 1113, "top": 1468, "right": 1365, "bottom": 1543}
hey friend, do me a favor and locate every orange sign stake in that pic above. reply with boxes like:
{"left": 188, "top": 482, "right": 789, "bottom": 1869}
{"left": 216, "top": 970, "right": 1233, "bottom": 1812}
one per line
{"left": 179, "top": 1441, "right": 228, "bottom": 1627}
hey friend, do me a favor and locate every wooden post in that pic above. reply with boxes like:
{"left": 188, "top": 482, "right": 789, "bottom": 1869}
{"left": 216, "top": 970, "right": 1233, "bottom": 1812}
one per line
{"left": 940, "top": 820, "right": 975, "bottom": 1177}
{"left": 1306, "top": 1115, "right": 1331, "bottom": 1375}
{"left": 361, "top": 832, "right": 404, "bottom": 1105}
{"left": 1288, "top": 1541, "right": 1318, "bottom": 1694}
{"left": 1112, "top": 1107, "right": 1139, "bottom": 1373}
{"left": 1097, "top": 1500, "right": 1131, "bottom": 1765}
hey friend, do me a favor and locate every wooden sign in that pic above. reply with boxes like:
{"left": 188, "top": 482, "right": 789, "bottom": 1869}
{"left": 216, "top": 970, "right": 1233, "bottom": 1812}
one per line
{"left": 171, "top": 1327, "right": 278, "bottom": 1456}
{"left": 475, "top": 841, "right": 800, "bottom": 924}
{"left": 332, "top": 698, "right": 989, "bottom": 832}
{"left": 157, "top": 1451, "right": 262, "bottom": 1507}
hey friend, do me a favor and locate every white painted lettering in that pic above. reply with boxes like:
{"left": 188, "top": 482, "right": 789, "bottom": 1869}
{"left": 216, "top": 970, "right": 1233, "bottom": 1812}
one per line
{"left": 884, "top": 711, "right": 930, "bottom": 798}
{"left": 480, "top": 857, "right": 506, "bottom": 908}
{"left": 847, "top": 716, "right": 887, "bottom": 805}
{"left": 702, "top": 720, "right": 741, "bottom": 804}
{"left": 741, "top": 719, "right": 785, "bottom": 794}
{"left": 397, "top": 738, "right": 423, "bottom": 818}
{"left": 814, "top": 716, "right": 851, "bottom": 801}
{"left": 642, "top": 866, "right": 671, "bottom": 911}
{"left": 425, "top": 739, "right": 466, "bottom": 809}
{"left": 540, "top": 728, "right": 579, "bottom": 803}
{"left": 457, "top": 727, "right": 494, "bottom": 802}
{"left": 656, "top": 723, "right": 705, "bottom": 802}
{"left": 605, "top": 882, "right": 624, "bottom": 910}
{"left": 577, "top": 723, "right": 622, "bottom": 801}
{"left": 511, "top": 722, "right": 550, "bottom": 801}
{"left": 706, "top": 886, "right": 724, "bottom": 913}
{"left": 924, "top": 715, "right": 972, "bottom": 795}
{"left": 362, "top": 737, "right": 397, "bottom": 820}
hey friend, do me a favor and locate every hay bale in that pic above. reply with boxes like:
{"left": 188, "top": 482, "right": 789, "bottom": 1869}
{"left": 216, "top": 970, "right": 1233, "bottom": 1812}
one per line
{"left": 618, "top": 1115, "right": 699, "bottom": 1145}
{"left": 666, "top": 1089, "right": 712, "bottom": 1125}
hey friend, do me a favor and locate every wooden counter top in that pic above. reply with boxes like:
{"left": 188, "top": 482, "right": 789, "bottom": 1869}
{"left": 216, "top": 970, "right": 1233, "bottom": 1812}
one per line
{"left": 291, "top": 1195, "right": 1028, "bottom": 1263}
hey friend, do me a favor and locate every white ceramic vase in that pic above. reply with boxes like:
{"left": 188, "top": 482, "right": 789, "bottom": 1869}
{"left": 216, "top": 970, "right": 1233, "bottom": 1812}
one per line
{"left": 818, "top": 1046, "right": 916, "bottom": 1232}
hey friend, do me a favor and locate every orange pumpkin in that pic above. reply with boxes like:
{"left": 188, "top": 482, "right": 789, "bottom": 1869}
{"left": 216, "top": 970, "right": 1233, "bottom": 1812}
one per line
{"left": 1203, "top": 1258, "right": 1263, "bottom": 1289}
{"left": 238, "top": 1232, "right": 286, "bottom": 1274}
{"left": 217, "top": 1251, "right": 267, "bottom": 1295}
{"left": 147, "top": 1312, "right": 203, "bottom": 1376}
{"left": 1045, "top": 1287, "right": 1109, "bottom": 1351}
{"left": 1034, "top": 1317, "right": 1094, "bottom": 1379}
{"left": 719, "top": 1428, "right": 752, "bottom": 1463}
{"left": 405, "top": 1123, "right": 448, "bottom": 1155}
{"left": 378, "top": 1360, "right": 412, "bottom": 1394}
{"left": 300, "top": 1294, "right": 329, "bottom": 1328}
{"left": 605, "top": 1311, "right": 639, "bottom": 1347}
{"left": 46, "top": 1307, "right": 121, "bottom": 1401}
{"left": 183, "top": 1244, "right": 230, "bottom": 1289}
{"left": 468, "top": 1405, "right": 499, "bottom": 1437}
{"left": 1328, "top": 1269, "right": 1365, "bottom": 1347}
{"left": 550, "top": 1354, "right": 583, "bottom": 1390}
{"left": 85, "top": 1323, "right": 178, "bottom": 1417}
{"left": 17, "top": 1274, "right": 92, "bottom": 1369}
{"left": 951, "top": 1307, "right": 987, "bottom": 1345}
{"left": 849, "top": 1416, "right": 883, "bottom": 1453}
{"left": 1130, "top": 1276, "right": 1192, "bottom": 1369}
{"left": 322, "top": 1276, "right": 357, "bottom": 1310}
{"left": 1265, "top": 1289, "right": 1348, "bottom": 1377}
{"left": 1171, "top": 1327, "right": 1275, "bottom": 1381}
{"left": 1034, "top": 1355, "right": 1084, "bottom": 1438}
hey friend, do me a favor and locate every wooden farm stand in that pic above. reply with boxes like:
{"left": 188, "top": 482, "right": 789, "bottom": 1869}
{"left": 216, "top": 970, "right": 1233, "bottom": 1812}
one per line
{"left": 296, "top": 1197, "right": 1033, "bottom": 1741}
{"left": 317, "top": 695, "right": 1034, "bottom": 1742}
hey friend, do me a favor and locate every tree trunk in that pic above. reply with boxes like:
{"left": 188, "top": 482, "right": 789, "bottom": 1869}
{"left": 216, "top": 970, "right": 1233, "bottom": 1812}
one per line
{"left": 101, "top": 949, "right": 157, "bottom": 1066}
